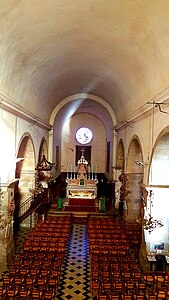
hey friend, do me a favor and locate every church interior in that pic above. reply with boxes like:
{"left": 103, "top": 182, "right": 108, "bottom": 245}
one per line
{"left": 1, "top": 1, "right": 169, "bottom": 299}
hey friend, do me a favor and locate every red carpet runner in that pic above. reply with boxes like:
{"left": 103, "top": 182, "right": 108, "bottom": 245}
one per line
{"left": 64, "top": 198, "right": 96, "bottom": 212}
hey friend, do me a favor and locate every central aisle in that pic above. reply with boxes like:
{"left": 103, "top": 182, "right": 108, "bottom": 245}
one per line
{"left": 56, "top": 224, "right": 92, "bottom": 299}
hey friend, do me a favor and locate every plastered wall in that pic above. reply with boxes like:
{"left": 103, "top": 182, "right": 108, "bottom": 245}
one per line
{"left": 61, "top": 113, "right": 106, "bottom": 173}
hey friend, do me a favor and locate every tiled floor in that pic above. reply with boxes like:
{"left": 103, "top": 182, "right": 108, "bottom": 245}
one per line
{"left": 56, "top": 224, "right": 92, "bottom": 299}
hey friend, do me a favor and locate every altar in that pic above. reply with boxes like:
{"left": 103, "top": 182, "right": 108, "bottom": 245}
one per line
{"left": 66, "top": 151, "right": 98, "bottom": 199}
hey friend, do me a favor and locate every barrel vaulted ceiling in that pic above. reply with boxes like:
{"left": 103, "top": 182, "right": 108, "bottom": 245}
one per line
{"left": 1, "top": 1, "right": 169, "bottom": 127}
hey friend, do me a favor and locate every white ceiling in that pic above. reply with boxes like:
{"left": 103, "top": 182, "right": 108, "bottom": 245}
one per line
{"left": 1, "top": 0, "right": 169, "bottom": 127}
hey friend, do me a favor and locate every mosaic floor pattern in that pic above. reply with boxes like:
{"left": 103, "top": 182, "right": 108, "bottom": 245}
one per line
{"left": 56, "top": 223, "right": 92, "bottom": 300}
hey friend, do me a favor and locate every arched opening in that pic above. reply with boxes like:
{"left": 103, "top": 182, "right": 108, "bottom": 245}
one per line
{"left": 15, "top": 134, "right": 35, "bottom": 231}
{"left": 145, "top": 132, "right": 169, "bottom": 254}
{"left": 116, "top": 139, "right": 125, "bottom": 170}
{"left": 126, "top": 137, "right": 144, "bottom": 222}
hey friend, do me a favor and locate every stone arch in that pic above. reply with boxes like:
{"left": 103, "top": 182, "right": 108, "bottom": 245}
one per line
{"left": 49, "top": 93, "right": 117, "bottom": 126}
{"left": 125, "top": 136, "right": 144, "bottom": 221}
{"left": 149, "top": 127, "right": 169, "bottom": 186}
{"left": 15, "top": 133, "right": 36, "bottom": 214}
{"left": 127, "top": 136, "right": 144, "bottom": 174}
{"left": 16, "top": 133, "right": 35, "bottom": 171}
{"left": 145, "top": 129, "right": 169, "bottom": 251}
{"left": 116, "top": 139, "right": 125, "bottom": 170}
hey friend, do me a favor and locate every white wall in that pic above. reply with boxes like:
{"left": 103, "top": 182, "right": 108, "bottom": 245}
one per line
{"left": 61, "top": 113, "right": 106, "bottom": 173}
{"left": 0, "top": 108, "right": 49, "bottom": 183}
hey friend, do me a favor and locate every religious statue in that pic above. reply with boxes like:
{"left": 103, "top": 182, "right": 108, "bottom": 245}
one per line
{"left": 77, "top": 148, "right": 88, "bottom": 180}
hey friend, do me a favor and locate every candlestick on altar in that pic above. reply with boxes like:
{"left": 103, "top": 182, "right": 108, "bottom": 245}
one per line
{"left": 70, "top": 164, "right": 72, "bottom": 179}
{"left": 95, "top": 164, "right": 97, "bottom": 180}
{"left": 67, "top": 163, "right": 69, "bottom": 179}
{"left": 91, "top": 165, "right": 94, "bottom": 180}
{"left": 88, "top": 166, "right": 90, "bottom": 179}
{"left": 73, "top": 164, "right": 75, "bottom": 179}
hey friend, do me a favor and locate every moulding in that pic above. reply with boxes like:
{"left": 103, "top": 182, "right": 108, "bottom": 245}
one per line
{"left": 0, "top": 92, "right": 52, "bottom": 131}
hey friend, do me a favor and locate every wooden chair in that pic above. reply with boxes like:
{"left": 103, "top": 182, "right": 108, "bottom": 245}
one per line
{"left": 31, "top": 288, "right": 43, "bottom": 299}
{"left": 133, "top": 271, "right": 142, "bottom": 283}
{"left": 0, "top": 286, "right": 6, "bottom": 298}
{"left": 95, "top": 293, "right": 108, "bottom": 300}
{"left": 111, "top": 271, "right": 121, "bottom": 282}
{"left": 124, "top": 282, "right": 135, "bottom": 294}
{"left": 143, "top": 273, "right": 154, "bottom": 289}
{"left": 18, "top": 287, "right": 31, "bottom": 299}
{"left": 48, "top": 277, "right": 58, "bottom": 289}
{"left": 19, "top": 267, "right": 28, "bottom": 277}
{"left": 109, "top": 295, "right": 119, "bottom": 300}
{"left": 37, "top": 276, "right": 47, "bottom": 287}
{"left": 101, "top": 280, "right": 111, "bottom": 294}
{"left": 135, "top": 282, "right": 146, "bottom": 292}
{"left": 121, "top": 295, "right": 133, "bottom": 300}
{"left": 25, "top": 276, "right": 35, "bottom": 286}
{"left": 145, "top": 295, "right": 157, "bottom": 300}
{"left": 133, "top": 295, "right": 145, "bottom": 300}
{"left": 43, "top": 288, "right": 55, "bottom": 299}
{"left": 8, "top": 265, "right": 19, "bottom": 275}
{"left": 2, "top": 275, "right": 14, "bottom": 287}
{"left": 50, "top": 269, "right": 61, "bottom": 279}
{"left": 112, "top": 282, "right": 124, "bottom": 295}
{"left": 156, "top": 291, "right": 167, "bottom": 299}
{"left": 91, "top": 278, "right": 100, "bottom": 298}
{"left": 14, "top": 276, "right": 25, "bottom": 286}
{"left": 154, "top": 274, "right": 165, "bottom": 289}
{"left": 5, "top": 287, "right": 18, "bottom": 299}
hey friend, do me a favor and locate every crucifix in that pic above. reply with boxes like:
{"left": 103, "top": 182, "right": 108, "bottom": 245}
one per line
{"left": 81, "top": 148, "right": 85, "bottom": 157}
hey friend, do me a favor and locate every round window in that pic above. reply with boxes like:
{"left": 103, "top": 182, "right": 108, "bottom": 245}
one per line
{"left": 75, "top": 127, "right": 93, "bottom": 144}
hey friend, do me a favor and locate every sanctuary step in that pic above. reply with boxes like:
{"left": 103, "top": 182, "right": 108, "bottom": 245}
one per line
{"left": 64, "top": 206, "right": 96, "bottom": 212}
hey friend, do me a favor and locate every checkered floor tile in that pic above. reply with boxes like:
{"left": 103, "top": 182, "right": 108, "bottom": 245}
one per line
{"left": 56, "top": 224, "right": 92, "bottom": 299}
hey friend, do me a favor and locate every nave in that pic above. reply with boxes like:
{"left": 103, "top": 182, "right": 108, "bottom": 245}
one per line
{"left": 0, "top": 214, "right": 169, "bottom": 299}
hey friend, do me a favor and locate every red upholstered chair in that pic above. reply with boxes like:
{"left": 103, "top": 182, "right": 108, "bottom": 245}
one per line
{"left": 43, "top": 288, "right": 55, "bottom": 299}
{"left": 90, "top": 278, "right": 101, "bottom": 298}
{"left": 31, "top": 288, "right": 43, "bottom": 299}
{"left": 133, "top": 295, "right": 145, "bottom": 300}
{"left": 109, "top": 295, "right": 119, "bottom": 300}
{"left": 121, "top": 295, "right": 133, "bottom": 300}
{"left": 95, "top": 293, "right": 108, "bottom": 300}
{"left": 5, "top": 287, "right": 18, "bottom": 299}
{"left": 18, "top": 287, "right": 31, "bottom": 299}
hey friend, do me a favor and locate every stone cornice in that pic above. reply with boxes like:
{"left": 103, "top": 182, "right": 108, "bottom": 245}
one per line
{"left": 113, "top": 87, "right": 169, "bottom": 131}
{"left": 0, "top": 92, "right": 52, "bottom": 131}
